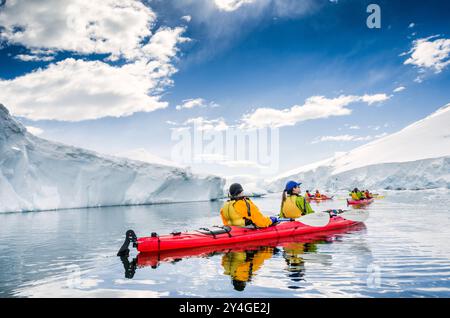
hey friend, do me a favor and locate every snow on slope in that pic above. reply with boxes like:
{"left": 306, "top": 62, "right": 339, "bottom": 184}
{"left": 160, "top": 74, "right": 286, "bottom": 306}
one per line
{"left": 267, "top": 103, "right": 450, "bottom": 191}
{"left": 0, "top": 104, "right": 225, "bottom": 213}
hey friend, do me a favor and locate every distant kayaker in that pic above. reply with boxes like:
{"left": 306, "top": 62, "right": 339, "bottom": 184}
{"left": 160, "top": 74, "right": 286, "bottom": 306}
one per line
{"left": 350, "top": 188, "right": 365, "bottom": 200}
{"left": 364, "top": 190, "right": 373, "bottom": 199}
{"left": 305, "top": 190, "right": 314, "bottom": 198}
{"left": 280, "top": 181, "right": 315, "bottom": 219}
{"left": 315, "top": 190, "right": 322, "bottom": 198}
{"left": 221, "top": 183, "right": 277, "bottom": 228}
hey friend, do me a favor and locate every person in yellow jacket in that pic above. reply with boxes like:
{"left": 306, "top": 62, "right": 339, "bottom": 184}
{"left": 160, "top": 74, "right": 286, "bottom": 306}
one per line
{"left": 221, "top": 183, "right": 277, "bottom": 228}
{"left": 349, "top": 188, "right": 367, "bottom": 200}
{"left": 222, "top": 247, "right": 274, "bottom": 291}
{"left": 315, "top": 190, "right": 322, "bottom": 198}
{"left": 280, "top": 181, "right": 315, "bottom": 219}
{"left": 349, "top": 188, "right": 360, "bottom": 200}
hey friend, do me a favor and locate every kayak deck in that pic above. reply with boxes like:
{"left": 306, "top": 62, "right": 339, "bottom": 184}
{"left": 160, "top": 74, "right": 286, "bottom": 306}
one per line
{"left": 132, "top": 216, "right": 360, "bottom": 254}
{"left": 135, "top": 222, "right": 366, "bottom": 269}
{"left": 347, "top": 198, "right": 374, "bottom": 205}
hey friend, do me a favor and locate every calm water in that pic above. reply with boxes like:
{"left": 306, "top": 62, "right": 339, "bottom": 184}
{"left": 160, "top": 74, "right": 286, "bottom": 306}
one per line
{"left": 1, "top": 190, "right": 450, "bottom": 298}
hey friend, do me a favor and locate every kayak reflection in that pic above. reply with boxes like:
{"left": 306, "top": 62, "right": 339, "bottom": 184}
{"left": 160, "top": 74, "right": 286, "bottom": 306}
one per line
{"left": 119, "top": 223, "right": 366, "bottom": 291}
{"left": 222, "top": 246, "right": 276, "bottom": 291}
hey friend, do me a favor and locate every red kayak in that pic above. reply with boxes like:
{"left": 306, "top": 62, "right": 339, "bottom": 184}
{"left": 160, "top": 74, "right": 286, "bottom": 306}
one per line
{"left": 117, "top": 216, "right": 362, "bottom": 255}
{"left": 307, "top": 196, "right": 334, "bottom": 201}
{"left": 135, "top": 223, "right": 366, "bottom": 269}
{"left": 347, "top": 198, "right": 374, "bottom": 205}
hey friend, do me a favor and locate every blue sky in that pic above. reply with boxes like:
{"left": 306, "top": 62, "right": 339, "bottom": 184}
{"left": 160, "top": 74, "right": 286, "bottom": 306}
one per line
{"left": 1, "top": 0, "right": 450, "bottom": 177}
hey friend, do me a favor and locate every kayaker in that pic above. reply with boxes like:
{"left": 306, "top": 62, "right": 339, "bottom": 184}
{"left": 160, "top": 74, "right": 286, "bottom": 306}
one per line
{"left": 305, "top": 190, "right": 314, "bottom": 198}
{"left": 364, "top": 190, "right": 372, "bottom": 199}
{"left": 280, "top": 181, "right": 315, "bottom": 218}
{"left": 357, "top": 189, "right": 367, "bottom": 200}
{"left": 221, "top": 183, "right": 277, "bottom": 228}
{"left": 349, "top": 188, "right": 363, "bottom": 200}
{"left": 315, "top": 190, "right": 322, "bottom": 199}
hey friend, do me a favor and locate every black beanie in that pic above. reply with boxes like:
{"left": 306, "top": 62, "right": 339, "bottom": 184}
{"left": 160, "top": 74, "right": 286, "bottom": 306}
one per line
{"left": 229, "top": 183, "right": 244, "bottom": 197}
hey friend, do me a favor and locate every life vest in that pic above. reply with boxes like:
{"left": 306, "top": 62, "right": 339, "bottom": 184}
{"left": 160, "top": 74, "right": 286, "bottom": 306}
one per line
{"left": 221, "top": 199, "right": 251, "bottom": 227}
{"left": 351, "top": 192, "right": 359, "bottom": 200}
{"left": 281, "top": 195, "right": 303, "bottom": 218}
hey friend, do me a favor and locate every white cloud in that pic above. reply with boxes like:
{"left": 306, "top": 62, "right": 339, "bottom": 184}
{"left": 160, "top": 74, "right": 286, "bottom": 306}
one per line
{"left": 312, "top": 135, "right": 357, "bottom": 143}
{"left": 213, "top": 0, "right": 318, "bottom": 17}
{"left": 26, "top": 126, "right": 44, "bottom": 136}
{"left": 141, "top": 26, "right": 189, "bottom": 63}
{"left": 349, "top": 125, "right": 360, "bottom": 130}
{"left": 15, "top": 54, "right": 55, "bottom": 62}
{"left": 404, "top": 36, "right": 450, "bottom": 73}
{"left": 181, "top": 15, "right": 192, "bottom": 22}
{"left": 311, "top": 133, "right": 386, "bottom": 144}
{"left": 0, "top": 24, "right": 188, "bottom": 121}
{"left": 176, "top": 98, "right": 207, "bottom": 110}
{"left": 0, "top": 0, "right": 156, "bottom": 61}
{"left": 393, "top": 86, "right": 406, "bottom": 93}
{"left": 184, "top": 117, "right": 229, "bottom": 131}
{"left": 176, "top": 98, "right": 219, "bottom": 110}
{"left": 409, "top": 23, "right": 415, "bottom": 28}
{"left": 214, "top": 0, "right": 257, "bottom": 12}
{"left": 240, "top": 94, "right": 391, "bottom": 129}
{"left": 0, "top": 58, "right": 170, "bottom": 121}
{"left": 361, "top": 93, "right": 391, "bottom": 105}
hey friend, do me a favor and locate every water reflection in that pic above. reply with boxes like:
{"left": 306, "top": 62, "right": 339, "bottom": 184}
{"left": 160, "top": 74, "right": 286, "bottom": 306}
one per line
{"left": 120, "top": 224, "right": 366, "bottom": 292}
{"left": 283, "top": 242, "right": 317, "bottom": 288}
{"left": 222, "top": 247, "right": 276, "bottom": 291}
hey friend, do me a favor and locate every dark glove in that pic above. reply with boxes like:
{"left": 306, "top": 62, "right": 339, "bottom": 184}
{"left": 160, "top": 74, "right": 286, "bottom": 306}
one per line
{"left": 270, "top": 216, "right": 279, "bottom": 224}
{"left": 328, "top": 209, "right": 338, "bottom": 216}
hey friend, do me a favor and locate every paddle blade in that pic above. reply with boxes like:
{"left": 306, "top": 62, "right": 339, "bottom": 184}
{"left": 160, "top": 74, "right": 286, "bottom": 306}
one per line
{"left": 297, "top": 212, "right": 330, "bottom": 227}
{"left": 339, "top": 210, "right": 369, "bottom": 222}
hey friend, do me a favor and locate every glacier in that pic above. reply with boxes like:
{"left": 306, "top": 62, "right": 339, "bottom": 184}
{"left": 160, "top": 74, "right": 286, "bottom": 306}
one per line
{"left": 0, "top": 104, "right": 225, "bottom": 213}
{"left": 266, "top": 103, "right": 450, "bottom": 192}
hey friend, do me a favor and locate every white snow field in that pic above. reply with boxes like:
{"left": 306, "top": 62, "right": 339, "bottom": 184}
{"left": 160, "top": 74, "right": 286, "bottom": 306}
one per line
{"left": 267, "top": 103, "right": 450, "bottom": 192}
{"left": 0, "top": 104, "right": 225, "bottom": 213}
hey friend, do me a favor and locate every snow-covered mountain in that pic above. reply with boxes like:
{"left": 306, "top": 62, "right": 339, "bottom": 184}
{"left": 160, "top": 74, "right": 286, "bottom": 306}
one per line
{"left": 267, "top": 103, "right": 450, "bottom": 191}
{"left": 0, "top": 104, "right": 225, "bottom": 213}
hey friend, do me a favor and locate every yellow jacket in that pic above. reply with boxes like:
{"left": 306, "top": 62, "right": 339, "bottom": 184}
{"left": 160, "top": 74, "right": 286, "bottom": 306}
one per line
{"left": 280, "top": 195, "right": 315, "bottom": 219}
{"left": 220, "top": 198, "right": 273, "bottom": 228}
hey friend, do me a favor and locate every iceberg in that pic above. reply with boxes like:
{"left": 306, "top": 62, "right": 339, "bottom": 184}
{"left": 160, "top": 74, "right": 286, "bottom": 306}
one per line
{"left": 0, "top": 104, "right": 225, "bottom": 213}
{"left": 266, "top": 103, "right": 450, "bottom": 191}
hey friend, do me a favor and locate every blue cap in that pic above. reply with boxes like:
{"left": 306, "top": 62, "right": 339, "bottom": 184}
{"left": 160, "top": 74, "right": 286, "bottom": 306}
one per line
{"left": 285, "top": 180, "right": 301, "bottom": 191}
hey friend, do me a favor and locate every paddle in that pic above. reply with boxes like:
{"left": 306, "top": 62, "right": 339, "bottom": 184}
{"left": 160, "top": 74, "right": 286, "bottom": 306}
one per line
{"left": 276, "top": 209, "right": 369, "bottom": 226}
{"left": 327, "top": 209, "right": 370, "bottom": 222}
{"left": 278, "top": 212, "right": 330, "bottom": 227}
